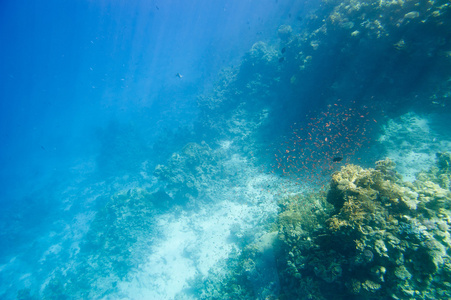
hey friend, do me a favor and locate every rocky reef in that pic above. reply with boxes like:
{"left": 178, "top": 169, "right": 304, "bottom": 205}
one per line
{"left": 276, "top": 153, "right": 451, "bottom": 299}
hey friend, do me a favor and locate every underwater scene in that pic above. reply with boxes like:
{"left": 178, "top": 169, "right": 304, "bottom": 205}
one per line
{"left": 1, "top": 0, "right": 451, "bottom": 299}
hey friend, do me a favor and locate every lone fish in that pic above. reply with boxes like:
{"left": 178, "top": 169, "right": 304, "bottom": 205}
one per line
{"left": 332, "top": 156, "right": 343, "bottom": 162}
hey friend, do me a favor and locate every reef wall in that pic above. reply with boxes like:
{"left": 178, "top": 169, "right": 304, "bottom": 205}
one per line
{"left": 197, "top": 0, "right": 451, "bottom": 141}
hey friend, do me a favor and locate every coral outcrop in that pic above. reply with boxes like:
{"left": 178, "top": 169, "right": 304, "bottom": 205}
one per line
{"left": 276, "top": 154, "right": 451, "bottom": 299}
{"left": 154, "top": 142, "right": 218, "bottom": 206}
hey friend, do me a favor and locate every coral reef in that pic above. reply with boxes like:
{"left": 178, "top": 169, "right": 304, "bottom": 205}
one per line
{"left": 154, "top": 142, "right": 219, "bottom": 206}
{"left": 377, "top": 112, "right": 451, "bottom": 181}
{"left": 277, "top": 25, "right": 293, "bottom": 42}
{"left": 42, "top": 188, "right": 159, "bottom": 299}
{"left": 276, "top": 153, "right": 451, "bottom": 299}
{"left": 111, "top": 154, "right": 450, "bottom": 300}
{"left": 188, "top": 191, "right": 332, "bottom": 300}
{"left": 195, "top": 0, "right": 451, "bottom": 179}
{"left": 188, "top": 231, "right": 282, "bottom": 300}
{"left": 291, "top": 0, "right": 451, "bottom": 103}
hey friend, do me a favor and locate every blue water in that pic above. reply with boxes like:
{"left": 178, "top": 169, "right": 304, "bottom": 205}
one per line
{"left": 1, "top": 0, "right": 450, "bottom": 299}
{"left": 0, "top": 0, "right": 313, "bottom": 196}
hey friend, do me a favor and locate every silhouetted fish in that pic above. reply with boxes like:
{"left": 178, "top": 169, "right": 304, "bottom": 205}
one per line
{"left": 333, "top": 157, "right": 343, "bottom": 162}
{"left": 279, "top": 57, "right": 285, "bottom": 63}
{"left": 281, "top": 47, "right": 286, "bottom": 54}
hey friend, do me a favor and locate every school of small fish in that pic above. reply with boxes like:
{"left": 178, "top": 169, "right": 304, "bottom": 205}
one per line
{"left": 272, "top": 100, "right": 376, "bottom": 188}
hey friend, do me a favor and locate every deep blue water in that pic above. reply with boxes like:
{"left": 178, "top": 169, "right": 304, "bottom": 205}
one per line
{"left": 1, "top": 0, "right": 450, "bottom": 299}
